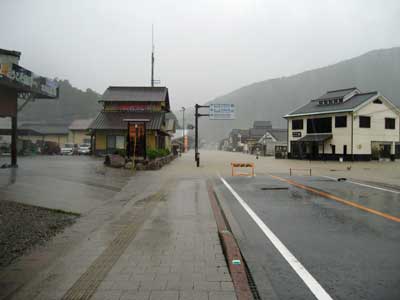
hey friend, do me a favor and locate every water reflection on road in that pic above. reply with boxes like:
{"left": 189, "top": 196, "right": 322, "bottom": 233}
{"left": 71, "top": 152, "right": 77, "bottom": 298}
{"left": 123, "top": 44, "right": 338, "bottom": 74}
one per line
{"left": 0, "top": 156, "right": 132, "bottom": 213}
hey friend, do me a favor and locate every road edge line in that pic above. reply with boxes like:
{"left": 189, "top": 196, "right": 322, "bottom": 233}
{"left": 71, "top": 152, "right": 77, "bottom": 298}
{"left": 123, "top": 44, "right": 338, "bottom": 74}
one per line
{"left": 219, "top": 176, "right": 334, "bottom": 300}
{"left": 207, "top": 179, "right": 253, "bottom": 300}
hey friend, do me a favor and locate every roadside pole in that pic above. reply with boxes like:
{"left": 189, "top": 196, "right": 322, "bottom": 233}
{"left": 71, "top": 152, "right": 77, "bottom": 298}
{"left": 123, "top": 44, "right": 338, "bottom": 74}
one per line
{"left": 181, "top": 106, "right": 185, "bottom": 153}
{"left": 194, "top": 104, "right": 210, "bottom": 167}
{"left": 194, "top": 103, "right": 235, "bottom": 167}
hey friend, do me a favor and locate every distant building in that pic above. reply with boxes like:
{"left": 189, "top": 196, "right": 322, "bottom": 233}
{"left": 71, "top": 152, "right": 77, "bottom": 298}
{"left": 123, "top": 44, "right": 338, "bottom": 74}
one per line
{"left": 223, "top": 121, "right": 286, "bottom": 155}
{"left": 247, "top": 121, "right": 273, "bottom": 153}
{"left": 257, "top": 128, "right": 288, "bottom": 156}
{"left": 18, "top": 123, "right": 69, "bottom": 146}
{"left": 228, "top": 129, "right": 250, "bottom": 151}
{"left": 284, "top": 87, "right": 400, "bottom": 160}
{"left": 89, "top": 86, "right": 171, "bottom": 157}
{"left": 68, "top": 118, "right": 93, "bottom": 145}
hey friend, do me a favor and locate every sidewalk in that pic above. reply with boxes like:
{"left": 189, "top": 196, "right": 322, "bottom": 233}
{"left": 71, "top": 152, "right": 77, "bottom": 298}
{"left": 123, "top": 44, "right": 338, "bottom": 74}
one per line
{"left": 4, "top": 170, "right": 237, "bottom": 300}
{"left": 88, "top": 178, "right": 236, "bottom": 300}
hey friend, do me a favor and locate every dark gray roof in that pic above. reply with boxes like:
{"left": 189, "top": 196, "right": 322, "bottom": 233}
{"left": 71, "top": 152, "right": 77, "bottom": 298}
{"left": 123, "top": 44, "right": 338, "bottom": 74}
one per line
{"left": 316, "top": 87, "right": 358, "bottom": 100}
{"left": 89, "top": 111, "right": 164, "bottom": 130}
{"left": 286, "top": 91, "right": 378, "bottom": 117}
{"left": 69, "top": 119, "right": 93, "bottom": 130}
{"left": 230, "top": 129, "right": 249, "bottom": 137}
{"left": 249, "top": 128, "right": 268, "bottom": 138}
{"left": 253, "top": 121, "right": 272, "bottom": 129}
{"left": 18, "top": 123, "right": 69, "bottom": 135}
{"left": 0, "top": 48, "right": 21, "bottom": 58}
{"left": 298, "top": 134, "right": 332, "bottom": 142}
{"left": 101, "top": 86, "right": 170, "bottom": 111}
{"left": 268, "top": 129, "right": 287, "bottom": 142}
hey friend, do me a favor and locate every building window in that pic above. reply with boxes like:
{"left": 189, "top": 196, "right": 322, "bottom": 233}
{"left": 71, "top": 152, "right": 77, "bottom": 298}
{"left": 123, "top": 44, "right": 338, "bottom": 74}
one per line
{"left": 116, "top": 136, "right": 125, "bottom": 149}
{"left": 385, "top": 118, "right": 395, "bottom": 129}
{"left": 292, "top": 119, "right": 303, "bottom": 130}
{"left": 106, "top": 135, "right": 116, "bottom": 150}
{"left": 335, "top": 116, "right": 347, "bottom": 128}
{"left": 307, "top": 117, "right": 332, "bottom": 133}
{"left": 359, "top": 116, "right": 371, "bottom": 128}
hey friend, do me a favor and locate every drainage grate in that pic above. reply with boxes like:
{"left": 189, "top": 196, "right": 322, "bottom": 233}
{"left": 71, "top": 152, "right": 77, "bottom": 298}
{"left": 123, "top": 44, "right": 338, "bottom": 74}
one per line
{"left": 243, "top": 258, "right": 262, "bottom": 300}
{"left": 260, "top": 187, "right": 288, "bottom": 190}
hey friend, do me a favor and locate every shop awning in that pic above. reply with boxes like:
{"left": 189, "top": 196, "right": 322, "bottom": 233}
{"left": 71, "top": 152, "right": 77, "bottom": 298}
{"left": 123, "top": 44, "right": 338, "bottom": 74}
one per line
{"left": 297, "top": 134, "right": 332, "bottom": 142}
{"left": 89, "top": 111, "right": 164, "bottom": 130}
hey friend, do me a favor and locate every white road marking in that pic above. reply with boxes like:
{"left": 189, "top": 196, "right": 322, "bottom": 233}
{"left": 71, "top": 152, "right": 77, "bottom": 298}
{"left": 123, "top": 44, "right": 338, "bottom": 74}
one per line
{"left": 220, "top": 176, "right": 333, "bottom": 300}
{"left": 320, "top": 176, "right": 400, "bottom": 194}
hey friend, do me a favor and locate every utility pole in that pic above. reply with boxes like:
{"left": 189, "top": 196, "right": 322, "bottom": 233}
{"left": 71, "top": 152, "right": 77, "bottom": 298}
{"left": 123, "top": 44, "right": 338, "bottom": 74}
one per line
{"left": 151, "top": 24, "right": 154, "bottom": 87}
{"left": 181, "top": 107, "right": 185, "bottom": 153}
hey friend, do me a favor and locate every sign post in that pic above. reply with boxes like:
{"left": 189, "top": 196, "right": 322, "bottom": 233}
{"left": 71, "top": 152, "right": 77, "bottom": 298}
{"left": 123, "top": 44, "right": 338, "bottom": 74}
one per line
{"left": 194, "top": 103, "right": 235, "bottom": 167}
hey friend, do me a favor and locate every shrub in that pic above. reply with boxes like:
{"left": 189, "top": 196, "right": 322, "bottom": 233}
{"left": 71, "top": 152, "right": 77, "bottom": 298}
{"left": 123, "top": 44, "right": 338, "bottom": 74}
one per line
{"left": 147, "top": 148, "right": 171, "bottom": 160}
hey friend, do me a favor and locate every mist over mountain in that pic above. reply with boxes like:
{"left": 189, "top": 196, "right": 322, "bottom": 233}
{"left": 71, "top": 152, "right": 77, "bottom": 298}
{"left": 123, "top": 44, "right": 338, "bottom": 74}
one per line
{"left": 195, "top": 47, "right": 400, "bottom": 143}
{"left": 19, "top": 80, "right": 102, "bottom": 124}
{"left": 19, "top": 47, "right": 400, "bottom": 136}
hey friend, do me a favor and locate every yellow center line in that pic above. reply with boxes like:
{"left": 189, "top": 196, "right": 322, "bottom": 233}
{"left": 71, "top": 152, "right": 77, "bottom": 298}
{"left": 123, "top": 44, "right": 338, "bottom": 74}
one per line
{"left": 270, "top": 175, "right": 400, "bottom": 223}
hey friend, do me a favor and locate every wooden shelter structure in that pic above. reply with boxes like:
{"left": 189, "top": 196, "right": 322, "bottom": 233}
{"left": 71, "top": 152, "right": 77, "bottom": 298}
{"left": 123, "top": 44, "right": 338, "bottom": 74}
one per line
{"left": 0, "top": 48, "right": 59, "bottom": 166}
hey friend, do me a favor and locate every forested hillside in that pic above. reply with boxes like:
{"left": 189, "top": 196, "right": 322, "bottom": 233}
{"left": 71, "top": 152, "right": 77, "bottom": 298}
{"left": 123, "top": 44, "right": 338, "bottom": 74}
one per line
{"left": 197, "top": 47, "right": 400, "bottom": 142}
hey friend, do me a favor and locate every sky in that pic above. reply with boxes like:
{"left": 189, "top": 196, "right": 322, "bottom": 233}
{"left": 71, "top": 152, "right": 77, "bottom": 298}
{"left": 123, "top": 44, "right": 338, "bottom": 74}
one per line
{"left": 1, "top": 0, "right": 400, "bottom": 110}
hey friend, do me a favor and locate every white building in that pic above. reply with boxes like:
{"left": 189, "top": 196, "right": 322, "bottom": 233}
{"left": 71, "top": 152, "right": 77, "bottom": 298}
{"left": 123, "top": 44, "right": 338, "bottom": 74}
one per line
{"left": 284, "top": 87, "right": 400, "bottom": 161}
{"left": 257, "top": 129, "right": 287, "bottom": 156}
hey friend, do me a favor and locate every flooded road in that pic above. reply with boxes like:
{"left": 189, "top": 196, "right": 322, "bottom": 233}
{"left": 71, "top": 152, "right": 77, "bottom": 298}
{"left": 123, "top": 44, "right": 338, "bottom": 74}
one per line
{"left": 214, "top": 174, "right": 400, "bottom": 300}
{"left": 0, "top": 156, "right": 132, "bottom": 213}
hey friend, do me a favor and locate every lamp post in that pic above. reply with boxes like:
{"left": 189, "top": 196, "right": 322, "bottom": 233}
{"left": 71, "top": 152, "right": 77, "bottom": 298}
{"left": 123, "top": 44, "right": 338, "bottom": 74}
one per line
{"left": 181, "top": 107, "right": 185, "bottom": 153}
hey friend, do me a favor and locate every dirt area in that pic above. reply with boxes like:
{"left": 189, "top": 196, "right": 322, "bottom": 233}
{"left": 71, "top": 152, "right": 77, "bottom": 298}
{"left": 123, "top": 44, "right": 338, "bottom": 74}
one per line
{"left": 0, "top": 200, "right": 78, "bottom": 269}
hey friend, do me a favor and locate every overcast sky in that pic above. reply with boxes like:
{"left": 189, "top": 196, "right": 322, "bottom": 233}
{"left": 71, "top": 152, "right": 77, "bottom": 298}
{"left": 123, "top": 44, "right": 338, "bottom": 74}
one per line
{"left": 2, "top": 0, "right": 400, "bottom": 110}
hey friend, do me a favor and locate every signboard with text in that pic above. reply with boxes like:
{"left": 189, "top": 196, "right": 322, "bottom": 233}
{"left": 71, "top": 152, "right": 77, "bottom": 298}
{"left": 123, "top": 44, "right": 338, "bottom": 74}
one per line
{"left": 209, "top": 104, "right": 235, "bottom": 120}
{"left": 0, "top": 63, "right": 58, "bottom": 98}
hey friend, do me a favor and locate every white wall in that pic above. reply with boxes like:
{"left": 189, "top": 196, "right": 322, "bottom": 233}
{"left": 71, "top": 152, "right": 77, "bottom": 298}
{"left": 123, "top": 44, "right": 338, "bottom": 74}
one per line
{"left": 288, "top": 113, "right": 352, "bottom": 154}
{"left": 353, "top": 97, "right": 399, "bottom": 155}
{"left": 287, "top": 96, "right": 400, "bottom": 156}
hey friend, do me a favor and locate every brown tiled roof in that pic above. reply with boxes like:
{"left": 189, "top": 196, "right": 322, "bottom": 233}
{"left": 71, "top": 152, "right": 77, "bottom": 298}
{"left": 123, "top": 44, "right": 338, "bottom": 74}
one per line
{"left": 89, "top": 112, "right": 164, "bottom": 130}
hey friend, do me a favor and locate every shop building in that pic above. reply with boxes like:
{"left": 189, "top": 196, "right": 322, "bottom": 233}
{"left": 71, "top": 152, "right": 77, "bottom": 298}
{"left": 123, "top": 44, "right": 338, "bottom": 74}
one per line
{"left": 68, "top": 118, "right": 93, "bottom": 145}
{"left": 285, "top": 87, "right": 400, "bottom": 160}
{"left": 89, "top": 86, "right": 171, "bottom": 157}
{"left": 18, "top": 123, "right": 69, "bottom": 146}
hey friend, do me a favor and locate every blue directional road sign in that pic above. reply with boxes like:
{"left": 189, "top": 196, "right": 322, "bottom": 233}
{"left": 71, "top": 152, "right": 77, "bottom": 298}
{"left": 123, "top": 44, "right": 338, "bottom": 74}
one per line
{"left": 209, "top": 103, "right": 235, "bottom": 120}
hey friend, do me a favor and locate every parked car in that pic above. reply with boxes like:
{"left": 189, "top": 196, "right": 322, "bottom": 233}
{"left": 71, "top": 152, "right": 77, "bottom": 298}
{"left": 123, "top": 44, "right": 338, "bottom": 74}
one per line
{"left": 78, "top": 143, "right": 91, "bottom": 155}
{"left": 60, "top": 143, "right": 74, "bottom": 155}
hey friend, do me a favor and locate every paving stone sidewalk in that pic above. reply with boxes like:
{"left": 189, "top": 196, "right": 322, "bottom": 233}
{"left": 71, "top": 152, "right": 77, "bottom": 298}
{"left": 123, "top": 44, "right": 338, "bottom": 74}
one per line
{"left": 89, "top": 179, "right": 236, "bottom": 300}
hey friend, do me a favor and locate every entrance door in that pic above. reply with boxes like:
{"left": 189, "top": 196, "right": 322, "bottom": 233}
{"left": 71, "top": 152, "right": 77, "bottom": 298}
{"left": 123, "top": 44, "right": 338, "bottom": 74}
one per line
{"left": 128, "top": 123, "right": 146, "bottom": 158}
{"left": 343, "top": 145, "right": 347, "bottom": 156}
{"left": 311, "top": 142, "right": 319, "bottom": 159}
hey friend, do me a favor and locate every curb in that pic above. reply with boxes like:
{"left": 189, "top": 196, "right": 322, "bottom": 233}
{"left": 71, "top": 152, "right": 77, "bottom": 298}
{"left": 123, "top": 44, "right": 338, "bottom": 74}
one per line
{"left": 207, "top": 180, "right": 253, "bottom": 300}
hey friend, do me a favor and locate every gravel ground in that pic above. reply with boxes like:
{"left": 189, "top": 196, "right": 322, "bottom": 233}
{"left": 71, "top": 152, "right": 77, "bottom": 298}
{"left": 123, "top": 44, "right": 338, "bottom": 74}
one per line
{"left": 0, "top": 200, "right": 79, "bottom": 269}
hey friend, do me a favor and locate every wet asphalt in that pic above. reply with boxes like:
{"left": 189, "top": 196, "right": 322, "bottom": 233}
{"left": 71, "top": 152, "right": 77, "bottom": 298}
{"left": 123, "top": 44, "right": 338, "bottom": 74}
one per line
{"left": 214, "top": 175, "right": 400, "bottom": 300}
{"left": 0, "top": 155, "right": 132, "bottom": 213}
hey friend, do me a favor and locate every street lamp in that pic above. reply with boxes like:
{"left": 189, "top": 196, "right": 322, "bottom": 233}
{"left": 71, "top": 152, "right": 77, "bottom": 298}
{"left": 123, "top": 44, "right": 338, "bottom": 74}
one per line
{"left": 181, "top": 107, "right": 185, "bottom": 153}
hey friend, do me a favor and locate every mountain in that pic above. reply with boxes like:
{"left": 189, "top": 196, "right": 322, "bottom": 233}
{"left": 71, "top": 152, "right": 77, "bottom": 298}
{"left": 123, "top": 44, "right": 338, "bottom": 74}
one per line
{"left": 196, "top": 47, "right": 400, "bottom": 143}
{"left": 19, "top": 80, "right": 102, "bottom": 124}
